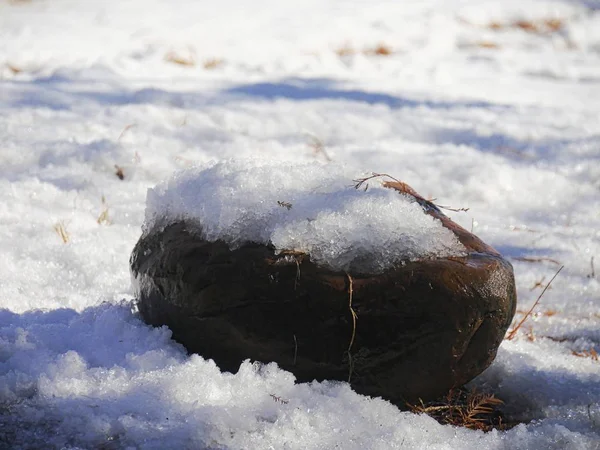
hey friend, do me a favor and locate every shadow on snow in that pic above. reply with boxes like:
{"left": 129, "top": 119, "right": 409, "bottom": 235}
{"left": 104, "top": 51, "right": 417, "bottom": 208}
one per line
{"left": 0, "top": 303, "right": 235, "bottom": 450}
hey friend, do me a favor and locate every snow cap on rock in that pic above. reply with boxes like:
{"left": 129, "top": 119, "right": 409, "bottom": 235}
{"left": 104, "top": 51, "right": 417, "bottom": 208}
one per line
{"left": 143, "top": 158, "right": 466, "bottom": 273}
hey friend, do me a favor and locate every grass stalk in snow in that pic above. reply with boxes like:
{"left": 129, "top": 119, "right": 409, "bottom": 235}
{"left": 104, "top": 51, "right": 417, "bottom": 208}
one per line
{"left": 506, "top": 265, "right": 564, "bottom": 340}
{"left": 97, "top": 196, "right": 111, "bottom": 225}
{"left": 53, "top": 221, "right": 70, "bottom": 244}
{"left": 307, "top": 134, "right": 332, "bottom": 162}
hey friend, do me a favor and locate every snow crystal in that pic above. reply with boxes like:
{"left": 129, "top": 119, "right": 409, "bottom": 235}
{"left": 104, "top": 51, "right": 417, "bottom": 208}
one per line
{"left": 143, "top": 159, "right": 466, "bottom": 273}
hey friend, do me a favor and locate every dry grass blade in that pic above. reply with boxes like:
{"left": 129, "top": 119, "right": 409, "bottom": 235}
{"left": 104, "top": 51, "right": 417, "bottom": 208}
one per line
{"left": 506, "top": 265, "right": 564, "bottom": 340}
{"left": 307, "top": 134, "right": 332, "bottom": 162}
{"left": 7, "top": 63, "right": 23, "bottom": 74}
{"left": 365, "top": 44, "right": 393, "bottom": 56}
{"left": 544, "top": 18, "right": 564, "bottom": 32}
{"left": 203, "top": 58, "right": 224, "bottom": 69}
{"left": 345, "top": 272, "right": 358, "bottom": 382}
{"left": 509, "top": 226, "right": 539, "bottom": 233}
{"left": 336, "top": 43, "right": 395, "bottom": 57}
{"left": 572, "top": 349, "right": 599, "bottom": 361}
{"left": 515, "top": 19, "right": 564, "bottom": 33}
{"left": 484, "top": 18, "right": 565, "bottom": 34}
{"left": 118, "top": 123, "right": 137, "bottom": 141}
{"left": 335, "top": 43, "right": 355, "bottom": 57}
{"left": 97, "top": 195, "right": 111, "bottom": 225}
{"left": 97, "top": 208, "right": 110, "bottom": 225}
{"left": 165, "top": 51, "right": 195, "bottom": 67}
{"left": 53, "top": 221, "right": 70, "bottom": 244}
{"left": 475, "top": 41, "right": 500, "bottom": 49}
{"left": 513, "top": 256, "right": 561, "bottom": 265}
{"left": 514, "top": 20, "right": 540, "bottom": 32}
{"left": 529, "top": 276, "right": 547, "bottom": 291}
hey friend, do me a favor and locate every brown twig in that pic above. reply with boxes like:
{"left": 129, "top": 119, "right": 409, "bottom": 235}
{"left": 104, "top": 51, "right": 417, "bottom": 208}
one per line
{"left": 572, "top": 349, "right": 599, "bottom": 361}
{"left": 513, "top": 256, "right": 561, "bottom": 265}
{"left": 506, "top": 265, "right": 564, "bottom": 340}
{"left": 117, "top": 123, "right": 137, "bottom": 141}
{"left": 307, "top": 134, "right": 332, "bottom": 162}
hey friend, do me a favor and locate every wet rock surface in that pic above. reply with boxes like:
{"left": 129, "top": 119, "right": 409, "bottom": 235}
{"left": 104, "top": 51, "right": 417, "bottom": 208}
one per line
{"left": 131, "top": 183, "right": 517, "bottom": 404}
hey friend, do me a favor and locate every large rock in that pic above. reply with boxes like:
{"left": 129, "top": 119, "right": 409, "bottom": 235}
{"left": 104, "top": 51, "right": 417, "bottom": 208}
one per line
{"left": 130, "top": 181, "right": 516, "bottom": 404}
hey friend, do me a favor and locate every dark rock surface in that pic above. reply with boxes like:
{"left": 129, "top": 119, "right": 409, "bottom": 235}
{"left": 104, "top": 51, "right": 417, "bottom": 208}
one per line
{"left": 130, "top": 182, "right": 517, "bottom": 404}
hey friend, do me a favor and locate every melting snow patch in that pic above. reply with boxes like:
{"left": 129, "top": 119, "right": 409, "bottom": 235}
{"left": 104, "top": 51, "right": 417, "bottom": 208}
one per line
{"left": 143, "top": 159, "right": 466, "bottom": 273}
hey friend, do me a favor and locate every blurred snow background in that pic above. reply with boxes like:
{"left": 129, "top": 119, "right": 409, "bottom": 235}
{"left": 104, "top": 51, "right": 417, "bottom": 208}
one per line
{"left": 0, "top": 0, "right": 599, "bottom": 448}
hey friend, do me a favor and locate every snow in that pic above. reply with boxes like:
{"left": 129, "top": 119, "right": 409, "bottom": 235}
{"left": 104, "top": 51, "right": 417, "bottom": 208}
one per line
{"left": 144, "top": 159, "right": 466, "bottom": 272}
{"left": 1, "top": 0, "right": 599, "bottom": 448}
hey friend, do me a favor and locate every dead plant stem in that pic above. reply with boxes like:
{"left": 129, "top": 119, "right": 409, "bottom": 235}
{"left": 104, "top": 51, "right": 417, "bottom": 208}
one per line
{"left": 506, "top": 265, "right": 564, "bottom": 340}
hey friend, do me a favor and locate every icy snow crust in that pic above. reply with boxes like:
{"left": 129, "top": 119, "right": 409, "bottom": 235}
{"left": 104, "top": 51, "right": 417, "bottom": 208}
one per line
{"left": 2, "top": 0, "right": 600, "bottom": 448}
{"left": 144, "top": 160, "right": 466, "bottom": 272}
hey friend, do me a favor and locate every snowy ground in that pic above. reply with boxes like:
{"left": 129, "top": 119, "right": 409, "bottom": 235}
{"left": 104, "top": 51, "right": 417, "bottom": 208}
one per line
{"left": 1, "top": 0, "right": 599, "bottom": 448}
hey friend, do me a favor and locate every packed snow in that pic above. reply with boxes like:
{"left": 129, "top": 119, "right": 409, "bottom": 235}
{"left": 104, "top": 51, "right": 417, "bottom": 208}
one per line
{"left": 144, "top": 159, "right": 466, "bottom": 272}
{"left": 1, "top": 0, "right": 599, "bottom": 449}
